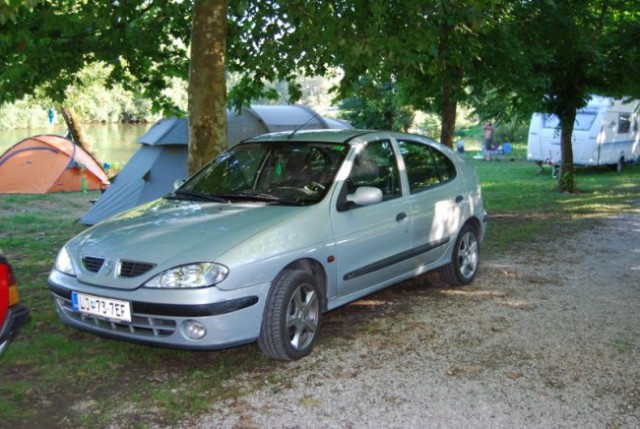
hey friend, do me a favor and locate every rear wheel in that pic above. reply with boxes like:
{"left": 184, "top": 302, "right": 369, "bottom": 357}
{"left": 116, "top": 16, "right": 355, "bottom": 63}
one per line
{"left": 258, "top": 270, "right": 322, "bottom": 361}
{"left": 439, "top": 224, "right": 480, "bottom": 286}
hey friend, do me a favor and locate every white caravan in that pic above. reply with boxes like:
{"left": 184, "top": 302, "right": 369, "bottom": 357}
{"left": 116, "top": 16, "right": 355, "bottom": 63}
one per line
{"left": 527, "top": 96, "right": 640, "bottom": 171}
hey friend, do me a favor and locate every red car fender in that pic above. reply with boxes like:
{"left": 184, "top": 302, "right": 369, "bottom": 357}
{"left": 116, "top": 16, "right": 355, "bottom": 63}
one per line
{"left": 0, "top": 260, "right": 11, "bottom": 327}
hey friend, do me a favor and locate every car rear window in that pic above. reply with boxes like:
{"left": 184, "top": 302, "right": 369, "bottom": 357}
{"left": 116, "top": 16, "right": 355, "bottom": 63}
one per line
{"left": 398, "top": 140, "right": 457, "bottom": 193}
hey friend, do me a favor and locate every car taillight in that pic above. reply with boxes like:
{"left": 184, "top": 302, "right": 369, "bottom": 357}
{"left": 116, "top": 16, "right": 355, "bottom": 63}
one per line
{"left": 0, "top": 261, "right": 19, "bottom": 307}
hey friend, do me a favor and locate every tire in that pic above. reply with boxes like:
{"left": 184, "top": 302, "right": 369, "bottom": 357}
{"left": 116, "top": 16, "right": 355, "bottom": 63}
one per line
{"left": 439, "top": 224, "right": 480, "bottom": 286}
{"left": 258, "top": 269, "right": 322, "bottom": 361}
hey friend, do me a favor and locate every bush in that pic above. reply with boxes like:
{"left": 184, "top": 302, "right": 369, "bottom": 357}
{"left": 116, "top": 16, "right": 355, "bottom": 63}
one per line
{"left": 494, "top": 118, "right": 529, "bottom": 144}
{"left": 0, "top": 100, "right": 51, "bottom": 129}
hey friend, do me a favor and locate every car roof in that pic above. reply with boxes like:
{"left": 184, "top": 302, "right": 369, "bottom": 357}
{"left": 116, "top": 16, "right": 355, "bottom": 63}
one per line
{"left": 242, "top": 129, "right": 374, "bottom": 145}
{"left": 242, "top": 129, "right": 446, "bottom": 151}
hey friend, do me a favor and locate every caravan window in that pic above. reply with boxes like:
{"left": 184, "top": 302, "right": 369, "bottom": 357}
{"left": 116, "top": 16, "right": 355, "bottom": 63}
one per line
{"left": 542, "top": 112, "right": 596, "bottom": 131}
{"left": 617, "top": 114, "right": 631, "bottom": 134}
{"left": 542, "top": 115, "right": 560, "bottom": 129}
{"left": 574, "top": 112, "right": 597, "bottom": 130}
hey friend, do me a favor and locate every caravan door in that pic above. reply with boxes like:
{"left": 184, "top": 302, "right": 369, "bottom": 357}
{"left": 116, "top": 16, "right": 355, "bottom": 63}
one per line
{"left": 527, "top": 113, "right": 563, "bottom": 164}
{"left": 599, "top": 112, "right": 627, "bottom": 165}
{"left": 541, "top": 115, "right": 561, "bottom": 163}
{"left": 571, "top": 110, "right": 600, "bottom": 166}
{"left": 527, "top": 114, "right": 546, "bottom": 162}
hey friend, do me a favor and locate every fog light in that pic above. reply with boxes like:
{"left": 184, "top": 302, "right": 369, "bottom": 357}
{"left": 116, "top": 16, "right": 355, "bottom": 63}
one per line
{"left": 183, "top": 320, "right": 206, "bottom": 340}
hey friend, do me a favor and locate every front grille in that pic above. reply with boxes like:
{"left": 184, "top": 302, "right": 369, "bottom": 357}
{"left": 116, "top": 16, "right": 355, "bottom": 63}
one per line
{"left": 54, "top": 296, "right": 177, "bottom": 338}
{"left": 81, "top": 256, "right": 155, "bottom": 278}
{"left": 119, "top": 260, "right": 156, "bottom": 278}
{"left": 82, "top": 256, "right": 104, "bottom": 273}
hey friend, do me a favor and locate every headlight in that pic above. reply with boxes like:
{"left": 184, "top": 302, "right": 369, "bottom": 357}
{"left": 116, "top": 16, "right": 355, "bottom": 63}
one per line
{"left": 143, "top": 263, "right": 229, "bottom": 288}
{"left": 54, "top": 247, "right": 76, "bottom": 276}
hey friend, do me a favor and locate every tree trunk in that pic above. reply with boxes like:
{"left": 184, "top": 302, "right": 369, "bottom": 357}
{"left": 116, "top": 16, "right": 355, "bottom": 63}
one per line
{"left": 60, "top": 106, "right": 92, "bottom": 153}
{"left": 440, "top": 90, "right": 457, "bottom": 149}
{"left": 187, "top": 0, "right": 228, "bottom": 176}
{"left": 437, "top": 32, "right": 461, "bottom": 149}
{"left": 558, "top": 110, "right": 577, "bottom": 193}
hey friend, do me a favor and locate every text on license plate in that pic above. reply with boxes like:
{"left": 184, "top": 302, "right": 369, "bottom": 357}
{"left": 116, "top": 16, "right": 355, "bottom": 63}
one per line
{"left": 71, "top": 292, "right": 132, "bottom": 322}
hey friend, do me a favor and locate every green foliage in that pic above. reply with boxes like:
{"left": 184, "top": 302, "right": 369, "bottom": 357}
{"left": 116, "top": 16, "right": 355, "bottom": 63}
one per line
{"left": 226, "top": 1, "right": 520, "bottom": 145}
{"left": 416, "top": 112, "right": 443, "bottom": 140}
{"left": 0, "top": 0, "right": 192, "bottom": 115}
{"left": 422, "top": 106, "right": 479, "bottom": 140}
{"left": 0, "top": 0, "right": 41, "bottom": 24}
{"left": 0, "top": 97, "right": 49, "bottom": 129}
{"left": 338, "top": 78, "right": 414, "bottom": 131}
{"left": 0, "top": 81, "right": 158, "bottom": 130}
{"left": 493, "top": 118, "right": 529, "bottom": 144}
{"left": 490, "top": 0, "right": 640, "bottom": 192}
{"left": 0, "top": 70, "right": 202, "bottom": 130}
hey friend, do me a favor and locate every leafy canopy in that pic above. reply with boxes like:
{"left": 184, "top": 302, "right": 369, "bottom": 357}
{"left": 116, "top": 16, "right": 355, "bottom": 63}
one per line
{"left": 0, "top": 0, "right": 191, "bottom": 114}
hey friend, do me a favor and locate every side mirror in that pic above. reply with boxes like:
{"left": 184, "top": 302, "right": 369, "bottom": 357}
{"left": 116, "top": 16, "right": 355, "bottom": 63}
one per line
{"left": 173, "top": 179, "right": 186, "bottom": 190}
{"left": 346, "top": 186, "right": 383, "bottom": 206}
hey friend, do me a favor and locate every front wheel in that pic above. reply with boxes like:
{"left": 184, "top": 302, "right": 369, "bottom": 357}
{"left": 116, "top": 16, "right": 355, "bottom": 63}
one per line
{"left": 439, "top": 224, "right": 480, "bottom": 286}
{"left": 258, "top": 270, "right": 322, "bottom": 361}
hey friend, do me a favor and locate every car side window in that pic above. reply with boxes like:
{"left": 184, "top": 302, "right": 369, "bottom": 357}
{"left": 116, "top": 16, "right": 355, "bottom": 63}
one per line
{"left": 431, "top": 147, "right": 456, "bottom": 182}
{"left": 398, "top": 140, "right": 456, "bottom": 193}
{"left": 346, "top": 140, "right": 401, "bottom": 200}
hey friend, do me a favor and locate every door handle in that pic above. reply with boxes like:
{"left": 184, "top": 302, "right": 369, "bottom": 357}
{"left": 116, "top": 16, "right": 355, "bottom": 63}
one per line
{"left": 396, "top": 212, "right": 407, "bottom": 222}
{"left": 455, "top": 195, "right": 464, "bottom": 204}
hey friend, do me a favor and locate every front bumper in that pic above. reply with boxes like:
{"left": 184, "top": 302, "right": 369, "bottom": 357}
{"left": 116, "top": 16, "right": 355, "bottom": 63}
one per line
{"left": 0, "top": 303, "right": 30, "bottom": 354}
{"left": 48, "top": 269, "right": 270, "bottom": 350}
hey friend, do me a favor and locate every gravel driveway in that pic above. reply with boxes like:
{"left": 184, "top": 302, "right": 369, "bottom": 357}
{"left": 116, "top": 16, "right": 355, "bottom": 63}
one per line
{"left": 180, "top": 207, "right": 640, "bottom": 429}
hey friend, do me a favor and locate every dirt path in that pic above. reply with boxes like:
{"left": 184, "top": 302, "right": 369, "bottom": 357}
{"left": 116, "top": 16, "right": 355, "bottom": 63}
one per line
{"left": 179, "top": 207, "right": 640, "bottom": 429}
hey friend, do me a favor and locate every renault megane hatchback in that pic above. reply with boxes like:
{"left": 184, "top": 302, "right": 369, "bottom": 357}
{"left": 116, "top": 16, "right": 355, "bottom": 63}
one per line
{"left": 48, "top": 130, "right": 487, "bottom": 360}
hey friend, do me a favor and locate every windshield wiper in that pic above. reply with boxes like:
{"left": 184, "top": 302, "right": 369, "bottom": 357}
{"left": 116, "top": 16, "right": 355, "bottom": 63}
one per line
{"left": 218, "top": 192, "right": 307, "bottom": 206}
{"left": 166, "top": 189, "right": 228, "bottom": 203}
{"left": 218, "top": 191, "right": 281, "bottom": 202}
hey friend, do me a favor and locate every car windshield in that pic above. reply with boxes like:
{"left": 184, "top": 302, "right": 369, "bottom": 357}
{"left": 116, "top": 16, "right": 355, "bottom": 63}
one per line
{"left": 171, "top": 141, "right": 349, "bottom": 205}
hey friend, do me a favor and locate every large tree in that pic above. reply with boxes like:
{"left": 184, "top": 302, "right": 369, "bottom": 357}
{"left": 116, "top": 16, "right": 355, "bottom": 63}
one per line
{"left": 0, "top": 1, "right": 192, "bottom": 149}
{"left": 385, "top": 0, "right": 517, "bottom": 147}
{"left": 226, "top": 1, "right": 517, "bottom": 148}
{"left": 338, "top": 78, "right": 414, "bottom": 132}
{"left": 188, "top": 0, "right": 227, "bottom": 175}
{"left": 501, "top": 0, "right": 640, "bottom": 192}
{"left": 1, "top": 1, "right": 191, "bottom": 110}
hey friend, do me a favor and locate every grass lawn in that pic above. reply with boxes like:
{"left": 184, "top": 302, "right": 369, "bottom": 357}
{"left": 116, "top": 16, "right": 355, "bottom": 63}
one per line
{"left": 1, "top": 145, "right": 638, "bottom": 428}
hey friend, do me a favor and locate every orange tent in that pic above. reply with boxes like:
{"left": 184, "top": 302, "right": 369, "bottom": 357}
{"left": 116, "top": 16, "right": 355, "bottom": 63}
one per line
{"left": 0, "top": 135, "right": 109, "bottom": 194}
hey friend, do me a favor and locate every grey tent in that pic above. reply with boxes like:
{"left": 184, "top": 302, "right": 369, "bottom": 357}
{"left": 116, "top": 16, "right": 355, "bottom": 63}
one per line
{"left": 80, "top": 105, "right": 352, "bottom": 225}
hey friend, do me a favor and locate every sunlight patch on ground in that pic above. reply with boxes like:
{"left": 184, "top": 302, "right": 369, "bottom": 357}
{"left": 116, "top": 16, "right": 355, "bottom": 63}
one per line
{"left": 437, "top": 289, "right": 507, "bottom": 298}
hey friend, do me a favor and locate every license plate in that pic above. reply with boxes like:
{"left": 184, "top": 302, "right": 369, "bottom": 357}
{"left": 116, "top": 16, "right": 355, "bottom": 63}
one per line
{"left": 71, "top": 292, "right": 132, "bottom": 322}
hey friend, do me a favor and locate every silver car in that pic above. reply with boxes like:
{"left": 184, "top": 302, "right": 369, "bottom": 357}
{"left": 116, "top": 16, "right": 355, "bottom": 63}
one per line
{"left": 48, "top": 130, "right": 487, "bottom": 360}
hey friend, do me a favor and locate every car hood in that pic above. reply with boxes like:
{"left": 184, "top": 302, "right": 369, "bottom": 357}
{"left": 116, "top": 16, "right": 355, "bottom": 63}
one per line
{"left": 67, "top": 198, "right": 311, "bottom": 289}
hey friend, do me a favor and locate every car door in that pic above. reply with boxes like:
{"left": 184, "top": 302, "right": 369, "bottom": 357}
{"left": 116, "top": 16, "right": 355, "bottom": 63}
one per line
{"left": 330, "top": 138, "right": 412, "bottom": 300}
{"left": 397, "top": 139, "right": 466, "bottom": 268}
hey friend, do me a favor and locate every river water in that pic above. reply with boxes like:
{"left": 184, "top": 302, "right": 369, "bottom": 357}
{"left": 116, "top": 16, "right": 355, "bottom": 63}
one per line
{"left": 0, "top": 123, "right": 150, "bottom": 166}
